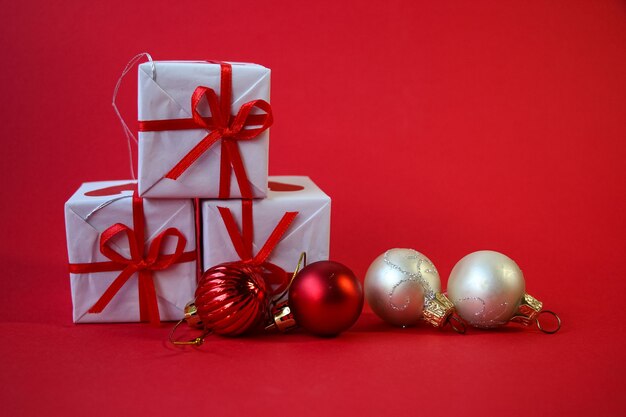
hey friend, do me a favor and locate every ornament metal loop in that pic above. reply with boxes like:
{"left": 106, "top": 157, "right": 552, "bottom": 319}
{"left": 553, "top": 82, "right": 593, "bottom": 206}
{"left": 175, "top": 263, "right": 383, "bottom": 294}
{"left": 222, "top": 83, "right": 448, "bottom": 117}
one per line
{"left": 168, "top": 318, "right": 211, "bottom": 346}
{"left": 267, "top": 252, "right": 308, "bottom": 332}
{"left": 272, "top": 252, "right": 307, "bottom": 305}
{"left": 291, "top": 252, "right": 307, "bottom": 283}
{"left": 535, "top": 310, "right": 561, "bottom": 334}
{"left": 447, "top": 314, "right": 467, "bottom": 334}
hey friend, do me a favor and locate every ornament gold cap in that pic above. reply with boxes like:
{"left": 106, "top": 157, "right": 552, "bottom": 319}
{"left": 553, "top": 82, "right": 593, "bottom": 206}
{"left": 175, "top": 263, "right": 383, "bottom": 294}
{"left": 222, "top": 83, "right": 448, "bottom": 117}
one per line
{"left": 510, "top": 293, "right": 561, "bottom": 334}
{"left": 183, "top": 302, "right": 204, "bottom": 329}
{"left": 266, "top": 301, "right": 298, "bottom": 333}
{"left": 265, "top": 252, "right": 307, "bottom": 333}
{"left": 510, "top": 293, "right": 543, "bottom": 326}
{"left": 423, "top": 293, "right": 466, "bottom": 333}
{"left": 423, "top": 293, "right": 454, "bottom": 327}
{"left": 168, "top": 302, "right": 209, "bottom": 347}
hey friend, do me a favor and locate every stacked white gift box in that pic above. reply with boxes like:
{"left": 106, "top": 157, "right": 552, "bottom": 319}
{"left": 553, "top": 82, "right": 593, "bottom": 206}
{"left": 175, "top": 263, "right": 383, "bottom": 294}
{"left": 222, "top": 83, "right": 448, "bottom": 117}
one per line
{"left": 65, "top": 60, "right": 331, "bottom": 324}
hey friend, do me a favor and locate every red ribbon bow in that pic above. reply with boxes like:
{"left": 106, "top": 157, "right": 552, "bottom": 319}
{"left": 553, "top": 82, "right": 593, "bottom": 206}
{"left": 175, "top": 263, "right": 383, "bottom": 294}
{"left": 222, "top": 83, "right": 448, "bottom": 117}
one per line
{"left": 218, "top": 200, "right": 298, "bottom": 295}
{"left": 138, "top": 62, "right": 273, "bottom": 199}
{"left": 69, "top": 192, "right": 196, "bottom": 325}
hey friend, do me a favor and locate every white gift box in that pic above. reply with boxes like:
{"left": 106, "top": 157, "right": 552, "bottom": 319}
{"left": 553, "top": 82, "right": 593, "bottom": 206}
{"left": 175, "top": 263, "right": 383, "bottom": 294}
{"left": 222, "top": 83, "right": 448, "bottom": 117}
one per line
{"left": 201, "top": 176, "right": 331, "bottom": 272}
{"left": 137, "top": 61, "right": 271, "bottom": 199}
{"left": 64, "top": 180, "right": 197, "bottom": 323}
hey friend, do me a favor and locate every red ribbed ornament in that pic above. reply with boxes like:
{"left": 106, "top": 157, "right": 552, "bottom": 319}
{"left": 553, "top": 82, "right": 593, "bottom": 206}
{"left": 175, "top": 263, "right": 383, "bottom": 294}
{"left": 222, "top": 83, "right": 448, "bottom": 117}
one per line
{"left": 194, "top": 262, "right": 271, "bottom": 336}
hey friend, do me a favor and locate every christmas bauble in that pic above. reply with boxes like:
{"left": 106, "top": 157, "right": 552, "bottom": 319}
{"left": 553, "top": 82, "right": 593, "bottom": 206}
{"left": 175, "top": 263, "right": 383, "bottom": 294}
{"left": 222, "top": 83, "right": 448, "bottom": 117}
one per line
{"left": 289, "top": 261, "right": 363, "bottom": 336}
{"left": 194, "top": 262, "right": 271, "bottom": 336}
{"left": 447, "top": 250, "right": 525, "bottom": 328}
{"left": 364, "top": 248, "right": 441, "bottom": 327}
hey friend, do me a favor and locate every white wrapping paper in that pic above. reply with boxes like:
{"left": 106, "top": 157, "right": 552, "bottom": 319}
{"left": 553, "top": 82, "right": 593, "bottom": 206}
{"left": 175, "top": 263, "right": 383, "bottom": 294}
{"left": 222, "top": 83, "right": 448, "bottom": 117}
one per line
{"left": 201, "top": 176, "right": 331, "bottom": 272}
{"left": 137, "top": 61, "right": 270, "bottom": 198}
{"left": 64, "top": 180, "right": 197, "bottom": 323}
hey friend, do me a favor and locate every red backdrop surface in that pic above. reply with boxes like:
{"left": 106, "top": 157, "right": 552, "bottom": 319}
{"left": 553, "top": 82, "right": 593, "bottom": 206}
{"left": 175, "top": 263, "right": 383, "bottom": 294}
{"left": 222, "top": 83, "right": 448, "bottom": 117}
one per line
{"left": 1, "top": 1, "right": 625, "bottom": 416}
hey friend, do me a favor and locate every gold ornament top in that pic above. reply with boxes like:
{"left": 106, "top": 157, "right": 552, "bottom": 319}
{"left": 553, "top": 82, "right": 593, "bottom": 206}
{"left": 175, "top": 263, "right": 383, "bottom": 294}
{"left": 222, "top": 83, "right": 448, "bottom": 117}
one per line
{"left": 422, "top": 293, "right": 455, "bottom": 328}
{"left": 510, "top": 293, "right": 543, "bottom": 326}
{"left": 183, "top": 302, "right": 204, "bottom": 329}
{"left": 267, "top": 301, "right": 298, "bottom": 332}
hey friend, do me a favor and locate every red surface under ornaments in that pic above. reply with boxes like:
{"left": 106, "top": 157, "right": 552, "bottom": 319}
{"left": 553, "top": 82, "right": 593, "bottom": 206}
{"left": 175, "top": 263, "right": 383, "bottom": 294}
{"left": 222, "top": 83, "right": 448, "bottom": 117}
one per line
{"left": 1, "top": 1, "right": 625, "bottom": 416}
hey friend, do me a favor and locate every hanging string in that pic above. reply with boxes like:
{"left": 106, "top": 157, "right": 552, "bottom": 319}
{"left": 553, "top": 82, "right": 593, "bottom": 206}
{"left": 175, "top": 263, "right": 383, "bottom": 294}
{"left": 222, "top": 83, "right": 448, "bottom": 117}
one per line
{"left": 112, "top": 52, "right": 155, "bottom": 180}
{"left": 85, "top": 195, "right": 133, "bottom": 220}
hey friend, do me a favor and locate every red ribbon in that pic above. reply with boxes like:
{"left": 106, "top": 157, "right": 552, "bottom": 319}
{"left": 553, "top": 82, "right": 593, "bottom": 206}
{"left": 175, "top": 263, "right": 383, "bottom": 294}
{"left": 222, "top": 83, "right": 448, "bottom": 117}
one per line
{"left": 138, "top": 62, "right": 273, "bottom": 199}
{"left": 217, "top": 200, "right": 298, "bottom": 295}
{"left": 69, "top": 192, "right": 196, "bottom": 325}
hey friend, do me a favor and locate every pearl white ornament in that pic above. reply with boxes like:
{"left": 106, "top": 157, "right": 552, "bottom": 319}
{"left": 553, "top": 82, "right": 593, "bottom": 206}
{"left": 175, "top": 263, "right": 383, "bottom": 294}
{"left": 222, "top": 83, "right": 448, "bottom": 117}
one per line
{"left": 447, "top": 250, "right": 525, "bottom": 328}
{"left": 364, "top": 248, "right": 441, "bottom": 327}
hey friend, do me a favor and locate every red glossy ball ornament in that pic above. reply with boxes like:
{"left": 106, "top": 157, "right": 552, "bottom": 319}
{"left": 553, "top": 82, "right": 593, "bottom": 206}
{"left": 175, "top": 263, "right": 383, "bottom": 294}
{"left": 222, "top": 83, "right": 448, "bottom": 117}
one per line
{"left": 194, "top": 262, "right": 270, "bottom": 336}
{"left": 288, "top": 261, "right": 364, "bottom": 336}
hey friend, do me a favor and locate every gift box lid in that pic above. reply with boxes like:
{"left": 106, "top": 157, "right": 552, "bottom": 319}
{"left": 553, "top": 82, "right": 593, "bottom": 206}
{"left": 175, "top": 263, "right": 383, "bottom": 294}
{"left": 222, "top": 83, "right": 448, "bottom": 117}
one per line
{"left": 67, "top": 180, "right": 136, "bottom": 209}
{"left": 266, "top": 176, "right": 331, "bottom": 201}
{"left": 201, "top": 176, "right": 331, "bottom": 272}
{"left": 138, "top": 61, "right": 270, "bottom": 121}
{"left": 65, "top": 180, "right": 196, "bottom": 261}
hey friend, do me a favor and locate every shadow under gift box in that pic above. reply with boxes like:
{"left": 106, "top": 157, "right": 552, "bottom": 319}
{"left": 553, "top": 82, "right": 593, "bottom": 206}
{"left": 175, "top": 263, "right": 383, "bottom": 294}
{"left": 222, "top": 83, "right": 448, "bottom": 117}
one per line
{"left": 201, "top": 176, "right": 331, "bottom": 273}
{"left": 137, "top": 61, "right": 271, "bottom": 199}
{"left": 64, "top": 180, "right": 197, "bottom": 323}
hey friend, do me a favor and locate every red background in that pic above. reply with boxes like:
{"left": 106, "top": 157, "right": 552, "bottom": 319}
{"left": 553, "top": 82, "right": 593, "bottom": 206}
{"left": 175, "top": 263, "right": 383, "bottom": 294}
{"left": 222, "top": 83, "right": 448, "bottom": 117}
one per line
{"left": 2, "top": 1, "right": 625, "bottom": 415}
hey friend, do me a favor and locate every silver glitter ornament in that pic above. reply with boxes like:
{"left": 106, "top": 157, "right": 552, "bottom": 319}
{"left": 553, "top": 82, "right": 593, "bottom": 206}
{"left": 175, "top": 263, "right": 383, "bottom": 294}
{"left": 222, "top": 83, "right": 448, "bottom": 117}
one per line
{"left": 447, "top": 250, "right": 561, "bottom": 333}
{"left": 364, "top": 248, "right": 442, "bottom": 327}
